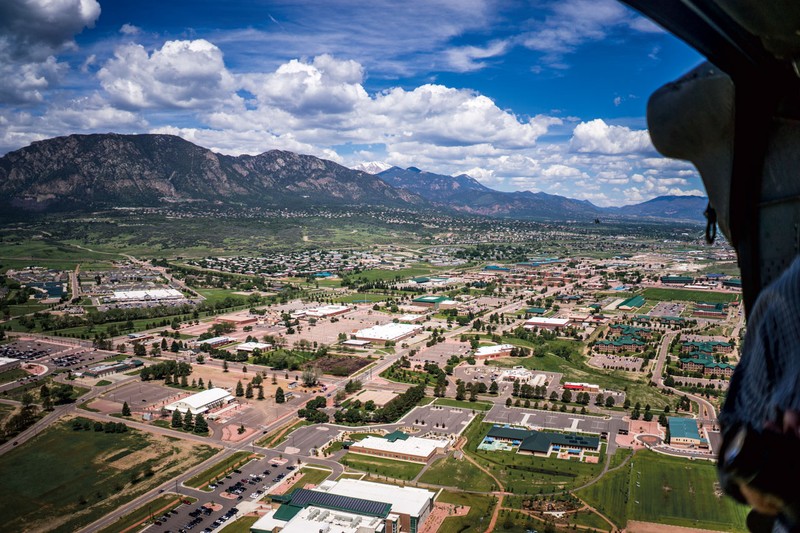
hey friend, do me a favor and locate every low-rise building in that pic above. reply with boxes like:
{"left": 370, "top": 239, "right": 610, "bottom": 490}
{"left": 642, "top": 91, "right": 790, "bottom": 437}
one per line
{"left": 474, "top": 344, "right": 514, "bottom": 359}
{"left": 164, "top": 388, "right": 234, "bottom": 415}
{"left": 595, "top": 336, "right": 646, "bottom": 353}
{"left": 235, "top": 341, "right": 273, "bottom": 353}
{"left": 251, "top": 479, "right": 435, "bottom": 533}
{"left": 347, "top": 431, "right": 448, "bottom": 463}
{"left": 83, "top": 358, "right": 143, "bottom": 378}
{"left": 354, "top": 323, "right": 423, "bottom": 344}
{"left": 524, "top": 317, "right": 570, "bottom": 330}
{"left": 668, "top": 417, "right": 706, "bottom": 447}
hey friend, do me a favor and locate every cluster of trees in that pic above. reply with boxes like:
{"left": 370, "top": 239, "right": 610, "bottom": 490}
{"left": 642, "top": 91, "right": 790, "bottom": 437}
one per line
{"left": 71, "top": 418, "right": 129, "bottom": 433}
{"left": 299, "top": 396, "right": 329, "bottom": 423}
{"left": 170, "top": 409, "right": 209, "bottom": 434}
{"left": 512, "top": 380, "right": 549, "bottom": 400}
{"left": 455, "top": 379, "right": 494, "bottom": 401}
{"left": 333, "top": 384, "right": 426, "bottom": 425}
{"left": 140, "top": 360, "right": 192, "bottom": 382}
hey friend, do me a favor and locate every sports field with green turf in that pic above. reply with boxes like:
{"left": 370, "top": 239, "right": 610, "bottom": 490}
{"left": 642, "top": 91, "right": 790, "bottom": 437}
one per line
{"left": 642, "top": 288, "right": 740, "bottom": 304}
{"left": 578, "top": 449, "right": 748, "bottom": 531}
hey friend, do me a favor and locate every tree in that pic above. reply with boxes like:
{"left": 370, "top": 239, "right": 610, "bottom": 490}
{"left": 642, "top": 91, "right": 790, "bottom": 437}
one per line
{"left": 302, "top": 367, "right": 321, "bottom": 387}
{"left": 489, "top": 381, "right": 499, "bottom": 395}
{"left": 171, "top": 410, "right": 182, "bottom": 428}
{"left": 658, "top": 413, "right": 668, "bottom": 427}
{"left": 623, "top": 398, "right": 631, "bottom": 410}
{"left": 505, "top": 397, "right": 512, "bottom": 407}
{"left": 455, "top": 381, "right": 466, "bottom": 401}
{"left": 194, "top": 413, "right": 209, "bottom": 434}
{"left": 196, "top": 354, "right": 205, "bottom": 364}
{"left": 180, "top": 374, "right": 188, "bottom": 387}
{"left": 198, "top": 377, "right": 204, "bottom": 389}
{"left": 605, "top": 396, "right": 615, "bottom": 408}
{"left": 549, "top": 391, "right": 559, "bottom": 402}
{"left": 122, "top": 401, "right": 131, "bottom": 416}
{"left": 223, "top": 360, "right": 229, "bottom": 372}
{"left": 183, "top": 410, "right": 194, "bottom": 430}
{"left": 257, "top": 386, "right": 265, "bottom": 400}
{"left": 595, "top": 393, "right": 605, "bottom": 406}
{"left": 235, "top": 381, "right": 244, "bottom": 397}
{"left": 245, "top": 383, "right": 254, "bottom": 399}
{"left": 561, "top": 390, "right": 572, "bottom": 403}
{"left": 133, "top": 343, "right": 146, "bottom": 356}
{"left": 208, "top": 380, "right": 214, "bottom": 390}
{"left": 275, "top": 387, "right": 286, "bottom": 404}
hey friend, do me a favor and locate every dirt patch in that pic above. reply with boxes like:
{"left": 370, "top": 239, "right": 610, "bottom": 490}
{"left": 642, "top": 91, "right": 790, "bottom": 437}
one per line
{"left": 421, "top": 502, "right": 470, "bottom": 533}
{"left": 88, "top": 398, "right": 122, "bottom": 414}
{"left": 627, "top": 521, "right": 721, "bottom": 533}
{"left": 310, "top": 354, "right": 371, "bottom": 376}
{"left": 221, "top": 423, "right": 258, "bottom": 443}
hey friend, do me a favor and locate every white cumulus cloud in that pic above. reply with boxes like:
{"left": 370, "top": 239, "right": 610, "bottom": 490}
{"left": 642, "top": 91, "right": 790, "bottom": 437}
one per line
{"left": 569, "top": 118, "right": 653, "bottom": 154}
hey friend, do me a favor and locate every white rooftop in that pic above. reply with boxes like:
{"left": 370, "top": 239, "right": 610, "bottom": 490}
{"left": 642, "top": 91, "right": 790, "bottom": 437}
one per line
{"left": 197, "top": 336, "right": 234, "bottom": 345}
{"left": 165, "top": 388, "right": 233, "bottom": 413}
{"left": 281, "top": 506, "right": 385, "bottom": 533}
{"left": 525, "top": 317, "right": 570, "bottom": 326}
{"left": 112, "top": 288, "right": 183, "bottom": 301}
{"left": 475, "top": 344, "right": 514, "bottom": 357}
{"left": 235, "top": 341, "right": 272, "bottom": 352}
{"left": 355, "top": 322, "right": 422, "bottom": 341}
{"left": 350, "top": 435, "right": 447, "bottom": 462}
{"left": 305, "top": 304, "right": 350, "bottom": 317}
{"left": 0, "top": 357, "right": 20, "bottom": 365}
{"left": 317, "top": 478, "right": 435, "bottom": 518}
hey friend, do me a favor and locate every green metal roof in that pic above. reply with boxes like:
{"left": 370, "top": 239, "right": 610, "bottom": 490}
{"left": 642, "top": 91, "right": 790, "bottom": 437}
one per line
{"left": 412, "top": 295, "right": 448, "bottom": 303}
{"left": 385, "top": 430, "right": 410, "bottom": 442}
{"left": 661, "top": 276, "right": 694, "bottom": 283}
{"left": 273, "top": 504, "right": 304, "bottom": 522}
{"left": 618, "top": 295, "right": 645, "bottom": 308}
{"left": 668, "top": 417, "right": 701, "bottom": 440}
{"left": 486, "top": 426, "right": 533, "bottom": 441}
{"left": 527, "top": 307, "right": 547, "bottom": 314}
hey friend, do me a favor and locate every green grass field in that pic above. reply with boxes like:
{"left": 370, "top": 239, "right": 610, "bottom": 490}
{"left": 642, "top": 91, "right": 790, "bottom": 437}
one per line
{"left": 283, "top": 466, "right": 333, "bottom": 492}
{"left": 642, "top": 288, "right": 740, "bottom": 304}
{"left": 0, "top": 368, "right": 29, "bottom": 385}
{"left": 0, "top": 417, "right": 218, "bottom": 533}
{"left": 418, "top": 456, "right": 496, "bottom": 491}
{"left": 437, "top": 491, "right": 496, "bottom": 533}
{"left": 434, "top": 397, "right": 494, "bottom": 411}
{"left": 578, "top": 450, "right": 748, "bottom": 532}
{"left": 220, "top": 515, "right": 259, "bottom": 533}
{"left": 340, "top": 453, "right": 424, "bottom": 480}
{"left": 334, "top": 292, "right": 390, "bottom": 303}
{"left": 493, "top": 350, "right": 672, "bottom": 411}
{"left": 184, "top": 451, "right": 254, "bottom": 489}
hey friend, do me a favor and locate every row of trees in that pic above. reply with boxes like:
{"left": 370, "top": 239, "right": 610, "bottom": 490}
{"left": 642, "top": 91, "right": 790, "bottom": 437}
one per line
{"left": 170, "top": 409, "right": 209, "bottom": 434}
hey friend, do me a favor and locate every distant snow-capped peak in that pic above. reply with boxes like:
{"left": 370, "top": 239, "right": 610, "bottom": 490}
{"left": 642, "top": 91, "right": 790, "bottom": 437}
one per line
{"left": 352, "top": 161, "right": 392, "bottom": 174}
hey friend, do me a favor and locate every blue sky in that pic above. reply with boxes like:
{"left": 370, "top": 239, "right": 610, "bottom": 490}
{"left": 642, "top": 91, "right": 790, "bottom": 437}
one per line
{"left": 0, "top": 0, "right": 706, "bottom": 206}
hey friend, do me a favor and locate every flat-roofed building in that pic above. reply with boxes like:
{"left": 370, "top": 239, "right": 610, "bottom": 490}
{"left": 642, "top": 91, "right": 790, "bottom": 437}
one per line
{"left": 296, "top": 304, "right": 351, "bottom": 319}
{"left": 411, "top": 295, "right": 457, "bottom": 310}
{"left": 474, "top": 344, "right": 514, "bottom": 359}
{"left": 348, "top": 431, "right": 448, "bottom": 463}
{"left": 165, "top": 387, "right": 234, "bottom": 415}
{"left": 110, "top": 288, "right": 183, "bottom": 302}
{"left": 83, "top": 358, "right": 143, "bottom": 378}
{"left": 524, "top": 317, "right": 570, "bottom": 330}
{"left": 196, "top": 336, "right": 234, "bottom": 348}
{"left": 235, "top": 341, "right": 272, "bottom": 353}
{"left": 355, "top": 323, "right": 423, "bottom": 344}
{"left": 251, "top": 479, "right": 435, "bottom": 533}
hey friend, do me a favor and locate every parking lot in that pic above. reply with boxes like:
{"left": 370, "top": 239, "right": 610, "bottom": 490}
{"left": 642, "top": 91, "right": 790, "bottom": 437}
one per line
{"left": 0, "top": 339, "right": 70, "bottom": 361}
{"left": 106, "top": 381, "right": 182, "bottom": 410}
{"left": 408, "top": 339, "right": 470, "bottom": 367}
{"left": 649, "top": 301, "right": 686, "bottom": 317}
{"left": 147, "top": 454, "right": 308, "bottom": 533}
{"left": 589, "top": 353, "right": 644, "bottom": 372}
{"left": 277, "top": 424, "right": 338, "bottom": 455}
{"left": 397, "top": 404, "right": 476, "bottom": 437}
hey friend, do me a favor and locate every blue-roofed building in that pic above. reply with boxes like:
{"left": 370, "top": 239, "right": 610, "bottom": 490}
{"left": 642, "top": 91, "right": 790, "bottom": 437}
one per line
{"left": 668, "top": 417, "right": 704, "bottom": 447}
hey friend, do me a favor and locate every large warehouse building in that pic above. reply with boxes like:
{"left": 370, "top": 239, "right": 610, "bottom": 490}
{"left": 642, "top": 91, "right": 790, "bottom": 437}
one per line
{"left": 354, "top": 323, "right": 423, "bottom": 344}
{"left": 668, "top": 417, "right": 706, "bottom": 448}
{"left": 251, "top": 479, "right": 435, "bottom": 533}
{"left": 165, "top": 388, "right": 234, "bottom": 415}
{"left": 0, "top": 356, "right": 21, "bottom": 373}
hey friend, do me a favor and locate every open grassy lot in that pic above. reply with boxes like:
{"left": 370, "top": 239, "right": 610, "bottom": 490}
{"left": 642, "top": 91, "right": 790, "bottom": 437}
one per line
{"left": 437, "top": 491, "right": 496, "bottom": 533}
{"left": 334, "top": 292, "right": 390, "bottom": 303}
{"left": 494, "top": 347, "right": 672, "bottom": 410}
{"left": 2, "top": 377, "right": 89, "bottom": 404}
{"left": 434, "top": 397, "right": 494, "bottom": 411}
{"left": 418, "top": 456, "right": 496, "bottom": 491}
{"left": 0, "top": 416, "right": 218, "bottom": 533}
{"left": 340, "top": 452, "right": 424, "bottom": 480}
{"left": 220, "top": 515, "right": 260, "bottom": 533}
{"left": 0, "top": 402, "right": 15, "bottom": 425}
{"left": 184, "top": 450, "right": 254, "bottom": 489}
{"left": 578, "top": 449, "right": 748, "bottom": 532}
{"left": 0, "top": 367, "right": 29, "bottom": 385}
{"left": 283, "top": 466, "right": 333, "bottom": 492}
{"left": 96, "top": 493, "right": 196, "bottom": 533}
{"left": 642, "top": 288, "right": 740, "bottom": 304}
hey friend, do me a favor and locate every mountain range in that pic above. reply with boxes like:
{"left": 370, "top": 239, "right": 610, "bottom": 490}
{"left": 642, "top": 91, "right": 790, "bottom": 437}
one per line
{"left": 0, "top": 133, "right": 707, "bottom": 222}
